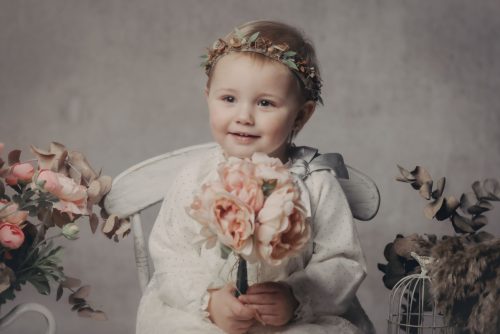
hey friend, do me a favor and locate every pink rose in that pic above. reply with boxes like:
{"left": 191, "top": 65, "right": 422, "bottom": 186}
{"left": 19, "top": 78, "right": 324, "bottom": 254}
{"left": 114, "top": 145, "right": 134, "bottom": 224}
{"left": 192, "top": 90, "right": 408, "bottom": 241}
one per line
{"left": 37, "top": 169, "right": 63, "bottom": 194}
{"left": 218, "top": 158, "right": 264, "bottom": 212}
{"left": 256, "top": 184, "right": 310, "bottom": 265}
{"left": 37, "top": 170, "right": 88, "bottom": 217}
{"left": 188, "top": 181, "right": 226, "bottom": 224}
{"left": 188, "top": 183, "right": 255, "bottom": 258}
{"left": 213, "top": 193, "right": 255, "bottom": 257}
{"left": 5, "top": 163, "right": 35, "bottom": 186}
{"left": 0, "top": 222, "right": 25, "bottom": 249}
{"left": 0, "top": 200, "right": 29, "bottom": 225}
{"left": 252, "top": 153, "right": 294, "bottom": 189}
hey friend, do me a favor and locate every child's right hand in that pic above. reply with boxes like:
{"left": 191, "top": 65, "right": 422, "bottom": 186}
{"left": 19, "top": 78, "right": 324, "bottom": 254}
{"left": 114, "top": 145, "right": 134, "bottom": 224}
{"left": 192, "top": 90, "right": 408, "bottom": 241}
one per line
{"left": 208, "top": 283, "right": 257, "bottom": 334}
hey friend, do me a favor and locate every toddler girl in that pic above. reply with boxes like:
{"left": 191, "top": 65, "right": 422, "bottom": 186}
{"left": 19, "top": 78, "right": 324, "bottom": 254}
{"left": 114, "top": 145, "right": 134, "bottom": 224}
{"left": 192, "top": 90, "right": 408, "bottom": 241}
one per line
{"left": 136, "top": 20, "right": 371, "bottom": 334}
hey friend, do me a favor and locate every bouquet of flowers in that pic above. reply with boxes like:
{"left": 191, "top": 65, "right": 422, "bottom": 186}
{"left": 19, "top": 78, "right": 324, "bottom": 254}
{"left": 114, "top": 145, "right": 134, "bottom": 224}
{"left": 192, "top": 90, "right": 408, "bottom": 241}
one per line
{"left": 0, "top": 142, "right": 130, "bottom": 320}
{"left": 187, "top": 153, "right": 310, "bottom": 295}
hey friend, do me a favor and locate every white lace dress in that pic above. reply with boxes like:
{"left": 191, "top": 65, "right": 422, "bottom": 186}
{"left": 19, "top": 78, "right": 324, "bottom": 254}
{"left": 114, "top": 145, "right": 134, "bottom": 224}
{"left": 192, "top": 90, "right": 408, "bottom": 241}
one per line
{"left": 136, "top": 146, "right": 370, "bottom": 334}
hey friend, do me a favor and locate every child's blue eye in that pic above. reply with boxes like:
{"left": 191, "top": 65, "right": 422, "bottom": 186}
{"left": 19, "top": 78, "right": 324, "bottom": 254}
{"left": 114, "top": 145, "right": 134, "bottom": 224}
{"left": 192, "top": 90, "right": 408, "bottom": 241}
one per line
{"left": 222, "top": 96, "right": 235, "bottom": 103}
{"left": 258, "top": 99, "right": 274, "bottom": 107}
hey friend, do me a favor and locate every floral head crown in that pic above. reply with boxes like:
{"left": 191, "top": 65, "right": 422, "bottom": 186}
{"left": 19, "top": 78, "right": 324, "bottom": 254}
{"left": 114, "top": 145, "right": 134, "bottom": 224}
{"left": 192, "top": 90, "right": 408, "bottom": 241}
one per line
{"left": 201, "top": 29, "right": 323, "bottom": 104}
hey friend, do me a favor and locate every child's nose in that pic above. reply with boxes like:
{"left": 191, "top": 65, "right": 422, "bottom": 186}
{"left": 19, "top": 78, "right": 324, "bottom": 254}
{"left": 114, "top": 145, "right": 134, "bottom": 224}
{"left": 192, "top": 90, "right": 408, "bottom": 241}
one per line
{"left": 236, "top": 103, "right": 254, "bottom": 125}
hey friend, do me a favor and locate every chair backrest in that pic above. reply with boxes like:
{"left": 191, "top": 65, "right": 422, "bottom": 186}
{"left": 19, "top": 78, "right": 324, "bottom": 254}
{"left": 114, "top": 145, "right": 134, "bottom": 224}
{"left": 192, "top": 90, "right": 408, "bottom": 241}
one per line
{"left": 104, "top": 143, "right": 380, "bottom": 292}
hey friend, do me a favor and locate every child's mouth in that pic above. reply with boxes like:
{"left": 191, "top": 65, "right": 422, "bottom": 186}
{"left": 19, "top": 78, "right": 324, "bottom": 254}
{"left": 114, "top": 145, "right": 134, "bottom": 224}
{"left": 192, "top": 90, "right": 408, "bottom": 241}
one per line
{"left": 229, "top": 132, "right": 260, "bottom": 143}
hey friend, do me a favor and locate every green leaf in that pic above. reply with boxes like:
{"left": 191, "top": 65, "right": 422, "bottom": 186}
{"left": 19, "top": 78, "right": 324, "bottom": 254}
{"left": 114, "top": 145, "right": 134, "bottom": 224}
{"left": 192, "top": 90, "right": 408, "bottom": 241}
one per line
{"left": 28, "top": 275, "right": 51, "bottom": 295}
{"left": 282, "top": 59, "right": 299, "bottom": 71}
{"left": 56, "top": 284, "right": 63, "bottom": 301}
{"left": 283, "top": 50, "right": 297, "bottom": 58}
{"left": 199, "top": 54, "right": 208, "bottom": 59}
{"left": 220, "top": 244, "right": 232, "bottom": 260}
{"left": 234, "top": 28, "right": 244, "bottom": 39}
{"left": 262, "top": 179, "right": 277, "bottom": 197}
{"left": 248, "top": 32, "right": 260, "bottom": 43}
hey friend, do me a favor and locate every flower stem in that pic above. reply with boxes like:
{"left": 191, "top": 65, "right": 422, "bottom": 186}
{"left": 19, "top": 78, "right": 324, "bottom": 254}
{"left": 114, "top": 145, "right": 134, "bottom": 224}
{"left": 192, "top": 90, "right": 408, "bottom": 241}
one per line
{"left": 235, "top": 257, "right": 248, "bottom": 297}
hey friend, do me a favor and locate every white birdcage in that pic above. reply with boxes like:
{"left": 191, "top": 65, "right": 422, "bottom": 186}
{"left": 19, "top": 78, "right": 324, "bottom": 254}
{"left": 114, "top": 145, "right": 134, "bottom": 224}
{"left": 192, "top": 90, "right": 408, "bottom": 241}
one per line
{"left": 387, "top": 252, "right": 455, "bottom": 334}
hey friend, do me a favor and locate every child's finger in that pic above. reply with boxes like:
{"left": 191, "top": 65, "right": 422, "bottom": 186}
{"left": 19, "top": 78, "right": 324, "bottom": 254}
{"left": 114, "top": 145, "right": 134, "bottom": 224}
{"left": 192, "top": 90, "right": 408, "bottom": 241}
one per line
{"left": 239, "top": 293, "right": 275, "bottom": 305}
{"left": 259, "top": 314, "right": 285, "bottom": 327}
{"left": 231, "top": 302, "right": 257, "bottom": 320}
{"left": 245, "top": 303, "right": 278, "bottom": 316}
{"left": 246, "top": 282, "right": 280, "bottom": 294}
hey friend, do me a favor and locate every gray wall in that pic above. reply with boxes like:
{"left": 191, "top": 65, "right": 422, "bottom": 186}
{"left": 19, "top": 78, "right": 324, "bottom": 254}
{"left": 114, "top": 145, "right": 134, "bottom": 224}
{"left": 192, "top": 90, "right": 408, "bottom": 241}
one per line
{"left": 1, "top": 1, "right": 499, "bottom": 333}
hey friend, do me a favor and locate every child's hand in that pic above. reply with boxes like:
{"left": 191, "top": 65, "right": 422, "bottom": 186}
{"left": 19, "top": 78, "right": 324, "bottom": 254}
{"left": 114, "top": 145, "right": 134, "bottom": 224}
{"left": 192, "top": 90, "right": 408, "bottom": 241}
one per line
{"left": 208, "top": 283, "right": 257, "bottom": 334}
{"left": 238, "top": 282, "right": 299, "bottom": 327}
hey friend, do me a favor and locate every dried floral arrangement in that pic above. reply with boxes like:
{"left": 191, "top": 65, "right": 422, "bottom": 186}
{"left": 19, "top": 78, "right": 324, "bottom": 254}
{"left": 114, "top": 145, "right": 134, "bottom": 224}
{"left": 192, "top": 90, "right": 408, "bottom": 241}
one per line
{"left": 0, "top": 142, "right": 130, "bottom": 320}
{"left": 378, "top": 165, "right": 500, "bottom": 333}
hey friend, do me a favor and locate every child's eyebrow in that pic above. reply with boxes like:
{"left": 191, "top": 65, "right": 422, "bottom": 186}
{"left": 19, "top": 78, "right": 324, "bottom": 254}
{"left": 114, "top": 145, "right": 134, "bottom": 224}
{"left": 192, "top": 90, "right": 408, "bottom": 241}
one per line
{"left": 213, "top": 88, "right": 238, "bottom": 94}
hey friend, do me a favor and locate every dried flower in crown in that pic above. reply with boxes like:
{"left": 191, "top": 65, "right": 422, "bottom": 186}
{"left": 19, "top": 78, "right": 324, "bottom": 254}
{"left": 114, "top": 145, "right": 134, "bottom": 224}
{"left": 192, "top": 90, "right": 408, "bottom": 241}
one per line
{"left": 201, "top": 29, "right": 323, "bottom": 104}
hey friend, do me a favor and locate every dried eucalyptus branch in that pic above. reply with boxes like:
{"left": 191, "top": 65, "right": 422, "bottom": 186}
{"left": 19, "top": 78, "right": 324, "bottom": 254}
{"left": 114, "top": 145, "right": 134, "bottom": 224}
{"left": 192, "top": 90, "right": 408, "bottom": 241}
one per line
{"left": 396, "top": 165, "right": 500, "bottom": 234}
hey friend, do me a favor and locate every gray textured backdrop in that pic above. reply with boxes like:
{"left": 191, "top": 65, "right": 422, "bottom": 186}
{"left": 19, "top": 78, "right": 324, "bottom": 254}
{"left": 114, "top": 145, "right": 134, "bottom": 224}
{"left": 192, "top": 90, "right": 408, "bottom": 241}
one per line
{"left": 1, "top": 1, "right": 499, "bottom": 333}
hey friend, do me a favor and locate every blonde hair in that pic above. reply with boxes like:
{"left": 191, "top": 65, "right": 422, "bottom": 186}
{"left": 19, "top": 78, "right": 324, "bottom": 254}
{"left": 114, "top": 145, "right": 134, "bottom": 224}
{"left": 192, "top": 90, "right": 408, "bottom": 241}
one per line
{"left": 206, "top": 20, "right": 321, "bottom": 103}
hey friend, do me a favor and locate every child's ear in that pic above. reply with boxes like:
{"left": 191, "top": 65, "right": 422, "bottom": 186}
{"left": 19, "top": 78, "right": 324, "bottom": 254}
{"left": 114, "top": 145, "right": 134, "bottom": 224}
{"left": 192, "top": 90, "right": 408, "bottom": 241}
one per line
{"left": 294, "top": 101, "right": 316, "bottom": 132}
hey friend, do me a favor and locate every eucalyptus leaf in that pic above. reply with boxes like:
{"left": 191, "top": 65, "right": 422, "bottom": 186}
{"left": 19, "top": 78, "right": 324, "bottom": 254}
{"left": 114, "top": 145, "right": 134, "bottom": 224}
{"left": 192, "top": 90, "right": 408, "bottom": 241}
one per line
{"left": 283, "top": 50, "right": 297, "bottom": 57}
{"left": 72, "top": 285, "right": 91, "bottom": 299}
{"left": 397, "top": 165, "right": 415, "bottom": 182}
{"left": 435, "top": 196, "right": 459, "bottom": 221}
{"left": 423, "top": 197, "right": 444, "bottom": 220}
{"left": 431, "top": 177, "right": 446, "bottom": 199}
{"left": 470, "top": 215, "right": 488, "bottom": 231}
{"left": 460, "top": 192, "right": 478, "bottom": 213}
{"left": 418, "top": 181, "right": 433, "bottom": 200}
{"left": 471, "top": 180, "right": 488, "bottom": 200}
{"left": 483, "top": 178, "right": 500, "bottom": 201}
{"left": 450, "top": 213, "right": 475, "bottom": 234}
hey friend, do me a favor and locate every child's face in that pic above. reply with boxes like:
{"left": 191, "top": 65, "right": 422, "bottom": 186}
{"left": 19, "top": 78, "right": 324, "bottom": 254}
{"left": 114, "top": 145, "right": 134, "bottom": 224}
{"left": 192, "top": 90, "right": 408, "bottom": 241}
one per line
{"left": 206, "top": 53, "right": 313, "bottom": 161}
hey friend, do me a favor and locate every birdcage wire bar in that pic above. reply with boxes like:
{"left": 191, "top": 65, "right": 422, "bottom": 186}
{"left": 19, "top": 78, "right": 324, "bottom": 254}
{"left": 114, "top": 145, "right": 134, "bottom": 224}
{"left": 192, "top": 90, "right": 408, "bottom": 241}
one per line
{"left": 388, "top": 273, "right": 455, "bottom": 334}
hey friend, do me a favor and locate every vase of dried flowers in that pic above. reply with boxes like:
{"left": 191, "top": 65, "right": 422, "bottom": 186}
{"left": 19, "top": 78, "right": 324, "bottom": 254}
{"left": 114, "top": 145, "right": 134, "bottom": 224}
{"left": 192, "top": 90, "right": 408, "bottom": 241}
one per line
{"left": 379, "top": 165, "right": 500, "bottom": 334}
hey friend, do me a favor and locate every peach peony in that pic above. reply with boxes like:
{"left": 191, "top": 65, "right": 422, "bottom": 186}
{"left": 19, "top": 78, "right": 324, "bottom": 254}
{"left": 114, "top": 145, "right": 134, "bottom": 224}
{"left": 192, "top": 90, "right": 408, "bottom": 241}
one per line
{"left": 252, "top": 152, "right": 294, "bottom": 189}
{"left": 37, "top": 170, "right": 88, "bottom": 217}
{"left": 8, "top": 163, "right": 35, "bottom": 185}
{"left": 0, "top": 222, "right": 25, "bottom": 249}
{"left": 218, "top": 157, "right": 264, "bottom": 212}
{"left": 0, "top": 200, "right": 29, "bottom": 225}
{"left": 188, "top": 183, "right": 255, "bottom": 258}
{"left": 256, "top": 184, "right": 310, "bottom": 265}
{"left": 212, "top": 193, "right": 255, "bottom": 256}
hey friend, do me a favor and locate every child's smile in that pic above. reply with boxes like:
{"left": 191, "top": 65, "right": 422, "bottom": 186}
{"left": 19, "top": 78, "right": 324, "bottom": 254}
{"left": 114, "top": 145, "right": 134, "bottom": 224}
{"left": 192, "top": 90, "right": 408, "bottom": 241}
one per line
{"left": 206, "top": 52, "right": 307, "bottom": 162}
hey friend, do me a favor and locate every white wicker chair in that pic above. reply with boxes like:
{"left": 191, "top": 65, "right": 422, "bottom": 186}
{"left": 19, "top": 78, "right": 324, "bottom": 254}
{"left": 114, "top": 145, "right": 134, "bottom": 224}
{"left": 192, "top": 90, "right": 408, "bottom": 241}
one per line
{"left": 0, "top": 302, "right": 56, "bottom": 334}
{"left": 104, "top": 142, "right": 380, "bottom": 293}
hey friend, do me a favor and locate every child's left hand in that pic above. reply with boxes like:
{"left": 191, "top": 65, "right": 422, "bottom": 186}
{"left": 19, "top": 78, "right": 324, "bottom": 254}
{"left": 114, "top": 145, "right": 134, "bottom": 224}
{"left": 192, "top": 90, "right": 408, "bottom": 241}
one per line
{"left": 238, "top": 282, "right": 299, "bottom": 327}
